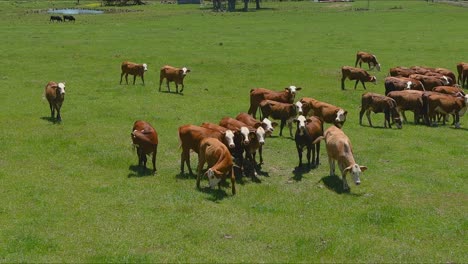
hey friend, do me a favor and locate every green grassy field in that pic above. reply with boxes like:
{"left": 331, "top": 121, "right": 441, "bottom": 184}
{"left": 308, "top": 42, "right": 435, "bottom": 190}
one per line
{"left": 0, "top": 0, "right": 467, "bottom": 262}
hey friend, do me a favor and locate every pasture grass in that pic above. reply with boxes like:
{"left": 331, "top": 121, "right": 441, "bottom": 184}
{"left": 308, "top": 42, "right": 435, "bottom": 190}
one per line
{"left": 0, "top": 0, "right": 467, "bottom": 262}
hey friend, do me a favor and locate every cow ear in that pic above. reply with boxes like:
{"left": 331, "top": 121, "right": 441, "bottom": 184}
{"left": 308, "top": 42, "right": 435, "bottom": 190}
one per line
{"left": 186, "top": 69, "right": 191, "bottom": 73}
{"left": 296, "top": 87, "right": 302, "bottom": 91}
{"left": 254, "top": 123, "right": 261, "bottom": 129}
{"left": 360, "top": 166, "right": 368, "bottom": 172}
{"left": 271, "top": 122, "right": 279, "bottom": 128}
{"left": 284, "top": 87, "right": 290, "bottom": 91}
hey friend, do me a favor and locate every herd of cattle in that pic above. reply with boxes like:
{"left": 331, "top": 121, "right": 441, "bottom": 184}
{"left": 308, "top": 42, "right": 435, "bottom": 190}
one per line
{"left": 44, "top": 53, "right": 468, "bottom": 195}
{"left": 49, "top": 15, "right": 76, "bottom": 22}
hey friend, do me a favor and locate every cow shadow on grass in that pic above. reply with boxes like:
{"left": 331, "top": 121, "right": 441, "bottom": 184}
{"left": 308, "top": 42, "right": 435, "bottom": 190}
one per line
{"left": 127, "top": 165, "right": 155, "bottom": 178}
{"left": 319, "top": 175, "right": 365, "bottom": 196}
{"left": 40, "top": 116, "right": 61, "bottom": 124}
{"left": 292, "top": 165, "right": 313, "bottom": 181}
{"left": 159, "top": 90, "right": 184, "bottom": 96}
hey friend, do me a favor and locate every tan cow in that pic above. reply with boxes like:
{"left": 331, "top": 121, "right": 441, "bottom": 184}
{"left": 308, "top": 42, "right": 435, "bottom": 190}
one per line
{"left": 131, "top": 120, "right": 158, "bottom": 174}
{"left": 341, "top": 66, "right": 376, "bottom": 90}
{"left": 359, "top": 92, "right": 402, "bottom": 129}
{"left": 159, "top": 65, "right": 191, "bottom": 93}
{"left": 423, "top": 92, "right": 468, "bottom": 128}
{"left": 197, "top": 137, "right": 236, "bottom": 195}
{"left": 387, "top": 90, "right": 425, "bottom": 124}
{"left": 120, "top": 61, "right": 147, "bottom": 85}
{"left": 44, "top": 81, "right": 66, "bottom": 122}
{"left": 314, "top": 126, "right": 367, "bottom": 191}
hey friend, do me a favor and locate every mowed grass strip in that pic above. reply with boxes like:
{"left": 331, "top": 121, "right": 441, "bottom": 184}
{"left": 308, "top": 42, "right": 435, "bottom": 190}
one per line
{"left": 0, "top": 0, "right": 467, "bottom": 262}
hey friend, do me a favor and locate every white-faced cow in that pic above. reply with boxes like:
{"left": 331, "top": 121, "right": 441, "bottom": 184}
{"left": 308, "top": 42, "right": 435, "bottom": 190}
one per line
{"left": 341, "top": 66, "right": 377, "bottom": 90}
{"left": 359, "top": 92, "right": 402, "bottom": 129}
{"left": 384, "top": 76, "right": 425, "bottom": 95}
{"left": 314, "top": 125, "right": 367, "bottom": 191}
{"left": 120, "top": 61, "right": 147, "bottom": 85}
{"left": 44, "top": 81, "right": 66, "bottom": 122}
{"left": 354, "top": 51, "right": 381, "bottom": 71}
{"left": 294, "top": 115, "right": 323, "bottom": 169}
{"left": 422, "top": 92, "right": 468, "bottom": 128}
{"left": 131, "top": 120, "right": 158, "bottom": 174}
{"left": 300, "top": 97, "right": 347, "bottom": 128}
{"left": 159, "top": 65, "right": 191, "bottom": 93}
{"left": 259, "top": 100, "right": 298, "bottom": 138}
{"left": 247, "top": 86, "right": 302, "bottom": 118}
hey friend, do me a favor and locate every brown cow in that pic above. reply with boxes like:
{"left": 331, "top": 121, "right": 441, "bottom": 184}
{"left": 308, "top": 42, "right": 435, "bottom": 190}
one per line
{"left": 294, "top": 115, "right": 323, "bottom": 168}
{"left": 409, "top": 74, "right": 451, "bottom": 91}
{"left": 314, "top": 125, "right": 367, "bottom": 191}
{"left": 354, "top": 51, "right": 381, "bottom": 71}
{"left": 359, "top": 92, "right": 402, "bottom": 129}
{"left": 235, "top": 113, "right": 272, "bottom": 165}
{"left": 44, "top": 81, "right": 66, "bottom": 122}
{"left": 197, "top": 137, "right": 236, "bottom": 195}
{"left": 131, "top": 120, "right": 158, "bottom": 173}
{"left": 247, "top": 86, "right": 302, "bottom": 118}
{"left": 259, "top": 100, "right": 298, "bottom": 137}
{"left": 423, "top": 92, "right": 468, "bottom": 128}
{"left": 159, "top": 65, "right": 191, "bottom": 93}
{"left": 462, "top": 64, "right": 468, "bottom": 88}
{"left": 341, "top": 66, "right": 377, "bottom": 90}
{"left": 432, "top": 86, "right": 465, "bottom": 97}
{"left": 120, "top": 61, "right": 147, "bottom": 85}
{"left": 389, "top": 66, "right": 414, "bottom": 77}
{"left": 384, "top": 76, "right": 425, "bottom": 95}
{"left": 300, "top": 97, "right": 347, "bottom": 128}
{"left": 456, "top": 62, "right": 468, "bottom": 84}
{"left": 235, "top": 112, "right": 278, "bottom": 136}
{"left": 178, "top": 124, "right": 234, "bottom": 175}
{"left": 387, "top": 90, "right": 425, "bottom": 124}
{"left": 411, "top": 66, "right": 456, "bottom": 84}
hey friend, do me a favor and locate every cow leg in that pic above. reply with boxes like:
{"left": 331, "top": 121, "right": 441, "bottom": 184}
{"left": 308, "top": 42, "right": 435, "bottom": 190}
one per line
{"left": 56, "top": 107, "right": 62, "bottom": 122}
{"left": 341, "top": 78, "right": 346, "bottom": 90}
{"left": 359, "top": 108, "right": 365, "bottom": 126}
{"left": 175, "top": 83, "right": 179, "bottom": 93}
{"left": 366, "top": 110, "right": 373, "bottom": 127}
{"left": 454, "top": 114, "right": 460, "bottom": 128}
{"left": 180, "top": 83, "right": 184, "bottom": 93}
{"left": 151, "top": 146, "right": 157, "bottom": 173}
{"left": 141, "top": 75, "right": 145, "bottom": 85}
{"left": 328, "top": 156, "right": 335, "bottom": 176}
{"left": 361, "top": 81, "right": 367, "bottom": 90}
{"left": 315, "top": 142, "right": 320, "bottom": 167}
{"left": 166, "top": 80, "right": 171, "bottom": 92}
{"left": 125, "top": 74, "right": 129, "bottom": 84}
{"left": 230, "top": 168, "right": 236, "bottom": 195}
{"left": 133, "top": 75, "right": 136, "bottom": 85}
{"left": 296, "top": 144, "right": 303, "bottom": 167}
{"left": 49, "top": 103, "right": 54, "bottom": 118}
{"left": 258, "top": 145, "right": 263, "bottom": 165}
{"left": 180, "top": 150, "right": 187, "bottom": 174}
{"left": 120, "top": 72, "right": 124, "bottom": 84}
{"left": 400, "top": 111, "right": 408, "bottom": 123}
{"left": 342, "top": 173, "right": 349, "bottom": 191}
{"left": 287, "top": 120, "right": 293, "bottom": 138}
{"left": 196, "top": 154, "right": 205, "bottom": 189}
{"left": 306, "top": 146, "right": 311, "bottom": 168}
{"left": 354, "top": 80, "right": 359, "bottom": 89}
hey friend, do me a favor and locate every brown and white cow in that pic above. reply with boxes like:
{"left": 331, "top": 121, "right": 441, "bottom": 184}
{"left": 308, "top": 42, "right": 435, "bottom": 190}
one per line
{"left": 354, "top": 51, "right": 381, "bottom": 71}
{"left": 359, "top": 92, "right": 402, "bottom": 129}
{"left": 159, "top": 65, "right": 191, "bottom": 93}
{"left": 313, "top": 125, "right": 367, "bottom": 191}
{"left": 341, "top": 66, "right": 377, "bottom": 90}
{"left": 196, "top": 137, "right": 236, "bottom": 195}
{"left": 384, "top": 76, "right": 425, "bottom": 95}
{"left": 300, "top": 97, "right": 347, "bottom": 128}
{"left": 422, "top": 92, "right": 468, "bottom": 128}
{"left": 120, "top": 61, "right": 147, "bottom": 85}
{"left": 409, "top": 74, "right": 451, "bottom": 90}
{"left": 259, "top": 100, "right": 298, "bottom": 137}
{"left": 387, "top": 90, "right": 425, "bottom": 124}
{"left": 461, "top": 64, "right": 468, "bottom": 88}
{"left": 178, "top": 124, "right": 235, "bottom": 175}
{"left": 131, "top": 120, "right": 158, "bottom": 173}
{"left": 44, "top": 81, "right": 66, "bottom": 122}
{"left": 411, "top": 66, "right": 456, "bottom": 84}
{"left": 389, "top": 66, "right": 414, "bottom": 77}
{"left": 247, "top": 86, "right": 302, "bottom": 118}
{"left": 294, "top": 115, "right": 323, "bottom": 168}
{"left": 235, "top": 112, "right": 277, "bottom": 137}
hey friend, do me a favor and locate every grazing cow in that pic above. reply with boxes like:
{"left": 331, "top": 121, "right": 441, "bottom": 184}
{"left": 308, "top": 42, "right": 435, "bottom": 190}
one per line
{"left": 423, "top": 92, "right": 468, "bottom": 128}
{"left": 120, "top": 61, "right": 148, "bottom": 85}
{"left": 247, "top": 86, "right": 302, "bottom": 118}
{"left": 159, "top": 65, "right": 191, "bottom": 93}
{"left": 432, "top": 86, "right": 465, "bottom": 97}
{"left": 409, "top": 74, "right": 451, "bottom": 90}
{"left": 354, "top": 51, "right": 381, "bottom": 71}
{"left": 44, "top": 81, "right": 66, "bottom": 122}
{"left": 235, "top": 112, "right": 277, "bottom": 136}
{"left": 359, "top": 92, "right": 402, "bottom": 129}
{"left": 178, "top": 124, "right": 235, "bottom": 175}
{"left": 384, "top": 76, "right": 425, "bottom": 95}
{"left": 462, "top": 64, "right": 468, "bottom": 88}
{"left": 131, "top": 120, "right": 158, "bottom": 173}
{"left": 300, "top": 97, "right": 347, "bottom": 128}
{"left": 196, "top": 137, "right": 236, "bottom": 195}
{"left": 314, "top": 125, "right": 367, "bottom": 191}
{"left": 389, "top": 66, "right": 414, "bottom": 77}
{"left": 387, "top": 90, "right": 425, "bottom": 124}
{"left": 411, "top": 66, "right": 456, "bottom": 84}
{"left": 63, "top": 15, "right": 75, "bottom": 22}
{"left": 456, "top": 62, "right": 468, "bottom": 84}
{"left": 294, "top": 115, "right": 323, "bottom": 168}
{"left": 50, "top": 16, "right": 63, "bottom": 22}
{"left": 341, "top": 66, "right": 377, "bottom": 90}
{"left": 259, "top": 100, "right": 298, "bottom": 137}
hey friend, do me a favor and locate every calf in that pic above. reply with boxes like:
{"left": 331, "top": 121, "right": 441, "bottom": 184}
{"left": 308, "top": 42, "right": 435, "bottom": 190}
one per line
{"left": 44, "top": 81, "right": 66, "bottom": 122}
{"left": 456, "top": 62, "right": 468, "bottom": 84}
{"left": 159, "top": 65, "right": 190, "bottom": 93}
{"left": 131, "top": 120, "right": 158, "bottom": 173}
{"left": 63, "top": 15, "right": 75, "bottom": 22}
{"left": 50, "top": 16, "right": 62, "bottom": 22}
{"left": 294, "top": 115, "right": 323, "bottom": 168}
{"left": 247, "top": 86, "right": 302, "bottom": 118}
{"left": 178, "top": 124, "right": 234, "bottom": 175}
{"left": 423, "top": 92, "right": 468, "bottom": 128}
{"left": 341, "top": 66, "right": 377, "bottom": 90}
{"left": 197, "top": 137, "right": 236, "bottom": 195}
{"left": 354, "top": 51, "right": 381, "bottom": 71}
{"left": 314, "top": 126, "right": 367, "bottom": 191}
{"left": 120, "top": 61, "right": 148, "bottom": 85}
{"left": 300, "top": 97, "right": 347, "bottom": 128}
{"left": 384, "top": 76, "right": 425, "bottom": 95}
{"left": 409, "top": 74, "right": 450, "bottom": 90}
{"left": 387, "top": 90, "right": 425, "bottom": 124}
{"left": 259, "top": 100, "right": 298, "bottom": 137}
{"left": 359, "top": 92, "right": 402, "bottom": 129}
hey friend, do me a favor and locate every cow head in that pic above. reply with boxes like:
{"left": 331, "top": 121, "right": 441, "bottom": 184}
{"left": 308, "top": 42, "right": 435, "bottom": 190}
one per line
{"left": 441, "top": 76, "right": 450, "bottom": 85}
{"left": 223, "top": 129, "right": 235, "bottom": 149}
{"left": 375, "top": 63, "right": 381, "bottom": 72}
{"left": 142, "top": 64, "right": 148, "bottom": 71}
{"left": 405, "top": 81, "right": 413, "bottom": 89}
{"left": 179, "top": 67, "right": 190, "bottom": 77}
{"left": 294, "top": 115, "right": 307, "bottom": 136}
{"left": 261, "top": 118, "right": 277, "bottom": 136}
{"left": 369, "top": 76, "right": 377, "bottom": 84}
{"left": 335, "top": 109, "right": 347, "bottom": 123}
{"left": 205, "top": 168, "right": 222, "bottom": 189}
{"left": 344, "top": 164, "right": 367, "bottom": 186}
{"left": 254, "top": 126, "right": 266, "bottom": 145}
{"left": 285, "top": 85, "right": 302, "bottom": 102}
{"left": 240, "top": 126, "right": 251, "bottom": 145}
{"left": 57, "top": 82, "right": 66, "bottom": 97}
{"left": 295, "top": 101, "right": 303, "bottom": 115}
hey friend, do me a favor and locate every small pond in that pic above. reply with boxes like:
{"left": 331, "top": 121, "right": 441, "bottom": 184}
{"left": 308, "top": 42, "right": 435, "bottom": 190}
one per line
{"left": 47, "top": 9, "right": 104, "bottom": 15}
